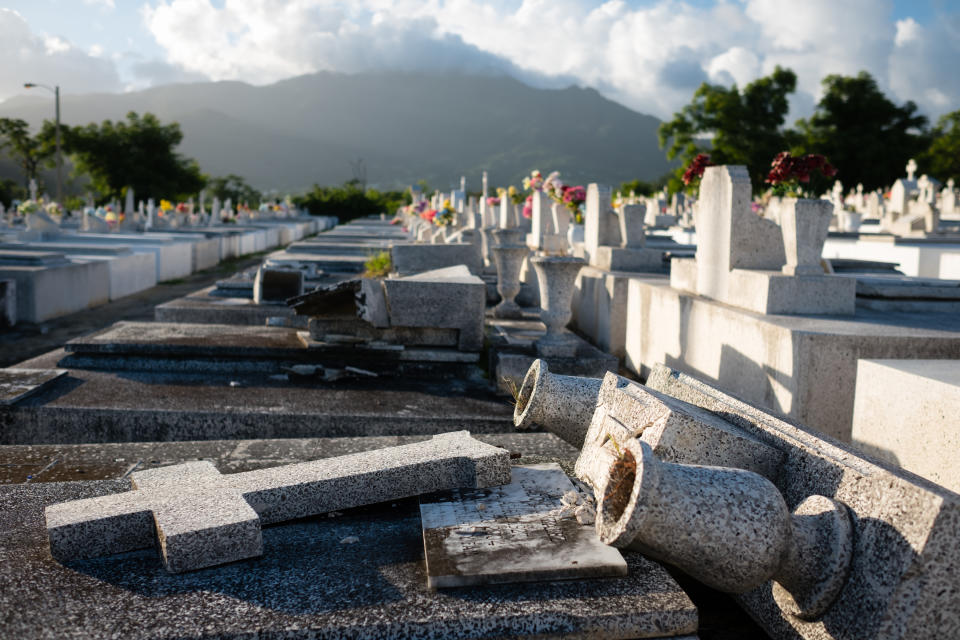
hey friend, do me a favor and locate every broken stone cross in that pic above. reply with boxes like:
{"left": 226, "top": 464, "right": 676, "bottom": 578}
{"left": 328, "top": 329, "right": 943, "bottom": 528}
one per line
{"left": 45, "top": 431, "right": 511, "bottom": 573}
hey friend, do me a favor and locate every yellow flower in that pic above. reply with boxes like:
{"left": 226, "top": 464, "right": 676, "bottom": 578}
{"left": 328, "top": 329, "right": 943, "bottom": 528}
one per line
{"left": 496, "top": 187, "right": 506, "bottom": 196}
{"left": 159, "top": 199, "right": 173, "bottom": 211}
{"left": 443, "top": 199, "right": 452, "bottom": 209}
{"left": 508, "top": 186, "right": 517, "bottom": 197}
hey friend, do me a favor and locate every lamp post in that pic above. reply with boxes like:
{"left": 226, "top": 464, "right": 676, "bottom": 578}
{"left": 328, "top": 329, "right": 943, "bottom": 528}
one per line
{"left": 23, "top": 83, "right": 61, "bottom": 205}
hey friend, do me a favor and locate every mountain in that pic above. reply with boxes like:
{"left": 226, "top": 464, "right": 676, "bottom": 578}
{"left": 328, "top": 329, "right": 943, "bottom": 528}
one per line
{"left": 0, "top": 71, "right": 673, "bottom": 193}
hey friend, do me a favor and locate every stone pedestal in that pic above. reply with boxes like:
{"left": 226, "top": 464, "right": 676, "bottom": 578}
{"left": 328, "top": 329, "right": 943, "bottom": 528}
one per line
{"left": 531, "top": 256, "right": 585, "bottom": 357}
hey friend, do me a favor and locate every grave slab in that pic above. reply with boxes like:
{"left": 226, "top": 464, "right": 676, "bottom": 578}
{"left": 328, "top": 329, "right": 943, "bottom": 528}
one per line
{"left": 2, "top": 478, "right": 698, "bottom": 640}
{"left": 0, "top": 368, "right": 67, "bottom": 405}
{"left": 421, "top": 463, "right": 626, "bottom": 589}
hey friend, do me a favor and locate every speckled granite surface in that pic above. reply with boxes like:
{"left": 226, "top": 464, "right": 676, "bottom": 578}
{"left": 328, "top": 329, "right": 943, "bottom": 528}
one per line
{"left": 1, "top": 477, "right": 698, "bottom": 639}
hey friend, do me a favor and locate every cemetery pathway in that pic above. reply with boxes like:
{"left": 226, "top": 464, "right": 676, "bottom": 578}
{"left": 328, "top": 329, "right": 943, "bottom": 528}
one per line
{"left": 0, "top": 253, "right": 268, "bottom": 367}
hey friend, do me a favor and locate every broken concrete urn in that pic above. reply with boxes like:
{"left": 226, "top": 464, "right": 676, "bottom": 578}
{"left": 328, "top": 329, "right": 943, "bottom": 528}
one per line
{"left": 513, "top": 359, "right": 601, "bottom": 449}
{"left": 530, "top": 256, "right": 585, "bottom": 357}
{"left": 492, "top": 244, "right": 529, "bottom": 319}
{"left": 595, "top": 438, "right": 853, "bottom": 620}
{"left": 778, "top": 198, "right": 833, "bottom": 276}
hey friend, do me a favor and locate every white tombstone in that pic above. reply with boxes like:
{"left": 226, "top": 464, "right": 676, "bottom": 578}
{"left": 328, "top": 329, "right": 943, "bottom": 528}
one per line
{"left": 146, "top": 199, "right": 156, "bottom": 229}
{"left": 28, "top": 178, "right": 38, "bottom": 202}
{"left": 527, "top": 190, "right": 554, "bottom": 251}
{"left": 906, "top": 158, "right": 918, "bottom": 181}
{"left": 942, "top": 179, "right": 957, "bottom": 216}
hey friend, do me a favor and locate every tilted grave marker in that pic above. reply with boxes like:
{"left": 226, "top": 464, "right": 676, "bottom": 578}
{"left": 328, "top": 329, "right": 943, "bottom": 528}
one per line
{"left": 46, "top": 431, "right": 511, "bottom": 573}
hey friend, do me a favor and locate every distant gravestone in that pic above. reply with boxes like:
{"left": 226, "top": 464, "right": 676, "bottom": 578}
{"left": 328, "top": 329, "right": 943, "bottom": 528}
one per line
{"left": 420, "top": 464, "right": 626, "bottom": 589}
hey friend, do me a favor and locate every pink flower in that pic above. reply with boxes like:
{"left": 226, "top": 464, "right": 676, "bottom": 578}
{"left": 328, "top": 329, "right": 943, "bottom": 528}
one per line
{"left": 486, "top": 196, "right": 500, "bottom": 206}
{"left": 522, "top": 194, "right": 533, "bottom": 218}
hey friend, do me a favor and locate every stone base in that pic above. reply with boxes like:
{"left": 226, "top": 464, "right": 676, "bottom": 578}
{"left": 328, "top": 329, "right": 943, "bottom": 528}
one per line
{"left": 625, "top": 275, "right": 960, "bottom": 440}
{"left": 670, "top": 258, "right": 856, "bottom": 316}
{"left": 589, "top": 246, "right": 665, "bottom": 272}
{"left": 535, "top": 331, "right": 580, "bottom": 358}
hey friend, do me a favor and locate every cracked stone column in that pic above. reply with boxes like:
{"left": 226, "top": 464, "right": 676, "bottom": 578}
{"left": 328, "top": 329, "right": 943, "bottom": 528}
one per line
{"left": 596, "top": 438, "right": 853, "bottom": 620}
{"left": 513, "top": 359, "right": 601, "bottom": 449}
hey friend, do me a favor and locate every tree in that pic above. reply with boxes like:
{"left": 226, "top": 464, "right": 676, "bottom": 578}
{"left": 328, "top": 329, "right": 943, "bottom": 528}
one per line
{"left": 793, "top": 72, "right": 929, "bottom": 192}
{"left": 619, "top": 177, "right": 667, "bottom": 197}
{"left": 658, "top": 66, "right": 797, "bottom": 193}
{"left": 296, "top": 180, "right": 408, "bottom": 222}
{"left": 0, "top": 118, "right": 53, "bottom": 191}
{"left": 50, "top": 111, "right": 205, "bottom": 202}
{"left": 919, "top": 109, "right": 960, "bottom": 184}
{"left": 207, "top": 174, "right": 261, "bottom": 205}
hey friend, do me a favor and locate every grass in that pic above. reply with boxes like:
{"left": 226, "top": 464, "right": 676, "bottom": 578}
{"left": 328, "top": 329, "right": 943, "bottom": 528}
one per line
{"left": 363, "top": 251, "right": 392, "bottom": 278}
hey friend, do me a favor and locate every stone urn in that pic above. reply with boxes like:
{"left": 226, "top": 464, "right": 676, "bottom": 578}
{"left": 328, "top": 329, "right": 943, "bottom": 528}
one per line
{"left": 596, "top": 438, "right": 853, "bottom": 620}
{"left": 491, "top": 228, "right": 526, "bottom": 248}
{"left": 530, "top": 255, "right": 585, "bottom": 357}
{"left": 779, "top": 198, "right": 833, "bottom": 276}
{"left": 491, "top": 244, "right": 529, "bottom": 319}
{"left": 513, "top": 359, "right": 601, "bottom": 448}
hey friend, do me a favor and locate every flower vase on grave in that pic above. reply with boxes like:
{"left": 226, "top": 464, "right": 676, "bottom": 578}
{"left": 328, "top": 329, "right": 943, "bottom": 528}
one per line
{"left": 566, "top": 221, "right": 585, "bottom": 248}
{"left": 530, "top": 256, "right": 585, "bottom": 357}
{"left": 492, "top": 244, "right": 529, "bottom": 319}
{"left": 778, "top": 198, "right": 833, "bottom": 276}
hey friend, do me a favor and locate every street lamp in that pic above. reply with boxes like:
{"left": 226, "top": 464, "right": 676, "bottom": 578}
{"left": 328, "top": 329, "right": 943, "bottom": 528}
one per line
{"left": 23, "top": 82, "right": 62, "bottom": 204}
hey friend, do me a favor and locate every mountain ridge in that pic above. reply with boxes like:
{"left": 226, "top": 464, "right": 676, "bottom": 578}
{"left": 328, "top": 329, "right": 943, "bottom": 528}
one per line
{"left": 0, "top": 71, "right": 673, "bottom": 193}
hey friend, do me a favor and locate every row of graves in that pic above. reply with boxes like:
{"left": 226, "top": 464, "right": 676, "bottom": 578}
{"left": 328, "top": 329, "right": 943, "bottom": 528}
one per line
{"left": 0, "top": 178, "right": 331, "bottom": 326}
{"left": 0, "top": 162, "right": 959, "bottom": 639}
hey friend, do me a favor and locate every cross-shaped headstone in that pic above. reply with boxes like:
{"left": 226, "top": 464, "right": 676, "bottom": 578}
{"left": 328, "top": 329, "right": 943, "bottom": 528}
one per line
{"left": 45, "top": 431, "right": 510, "bottom": 573}
{"left": 906, "top": 158, "right": 917, "bottom": 181}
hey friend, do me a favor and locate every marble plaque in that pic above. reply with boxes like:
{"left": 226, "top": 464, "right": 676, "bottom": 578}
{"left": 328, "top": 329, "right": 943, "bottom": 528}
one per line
{"left": 420, "top": 463, "right": 627, "bottom": 589}
{"left": 0, "top": 368, "right": 67, "bottom": 405}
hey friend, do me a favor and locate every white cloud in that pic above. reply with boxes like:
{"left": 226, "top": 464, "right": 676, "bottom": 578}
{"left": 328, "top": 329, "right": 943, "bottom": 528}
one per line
{"left": 0, "top": 9, "right": 121, "bottom": 102}
{"left": 889, "top": 12, "right": 960, "bottom": 119}
{"left": 83, "top": 0, "right": 116, "bottom": 10}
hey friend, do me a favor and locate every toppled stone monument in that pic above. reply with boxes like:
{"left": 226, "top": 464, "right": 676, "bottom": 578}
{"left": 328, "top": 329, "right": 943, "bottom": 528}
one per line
{"left": 45, "top": 431, "right": 511, "bottom": 572}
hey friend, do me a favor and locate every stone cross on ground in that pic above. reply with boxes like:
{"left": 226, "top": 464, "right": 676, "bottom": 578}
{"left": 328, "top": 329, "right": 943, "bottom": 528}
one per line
{"left": 906, "top": 158, "right": 917, "bottom": 181}
{"left": 45, "top": 432, "right": 510, "bottom": 573}
{"left": 28, "top": 178, "right": 38, "bottom": 202}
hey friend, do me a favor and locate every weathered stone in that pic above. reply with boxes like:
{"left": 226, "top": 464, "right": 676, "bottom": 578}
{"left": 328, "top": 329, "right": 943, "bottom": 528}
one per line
{"left": 0, "top": 368, "right": 67, "bottom": 406}
{"left": 45, "top": 431, "right": 511, "bottom": 572}
{"left": 646, "top": 363, "right": 960, "bottom": 640}
{"left": 421, "top": 463, "right": 626, "bottom": 588}
{"left": 594, "top": 438, "right": 852, "bottom": 620}
{"left": 512, "top": 359, "right": 601, "bottom": 449}
{"left": 574, "top": 373, "right": 783, "bottom": 490}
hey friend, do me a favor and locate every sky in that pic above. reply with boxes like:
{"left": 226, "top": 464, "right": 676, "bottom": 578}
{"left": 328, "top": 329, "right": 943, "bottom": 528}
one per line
{"left": 1, "top": 0, "right": 958, "bottom": 124}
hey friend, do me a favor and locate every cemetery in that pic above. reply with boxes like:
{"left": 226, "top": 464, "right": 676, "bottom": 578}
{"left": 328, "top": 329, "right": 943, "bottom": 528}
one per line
{"left": 1, "top": 155, "right": 960, "bottom": 640}
{"left": 1, "top": 9, "right": 960, "bottom": 637}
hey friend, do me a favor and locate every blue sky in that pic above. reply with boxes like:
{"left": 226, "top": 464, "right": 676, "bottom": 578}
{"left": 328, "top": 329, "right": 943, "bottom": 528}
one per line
{"left": 1, "top": 0, "right": 958, "bottom": 121}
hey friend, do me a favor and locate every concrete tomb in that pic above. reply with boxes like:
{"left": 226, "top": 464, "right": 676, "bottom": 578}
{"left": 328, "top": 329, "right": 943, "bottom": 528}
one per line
{"left": 671, "top": 165, "right": 855, "bottom": 316}
{"left": 45, "top": 431, "right": 511, "bottom": 573}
